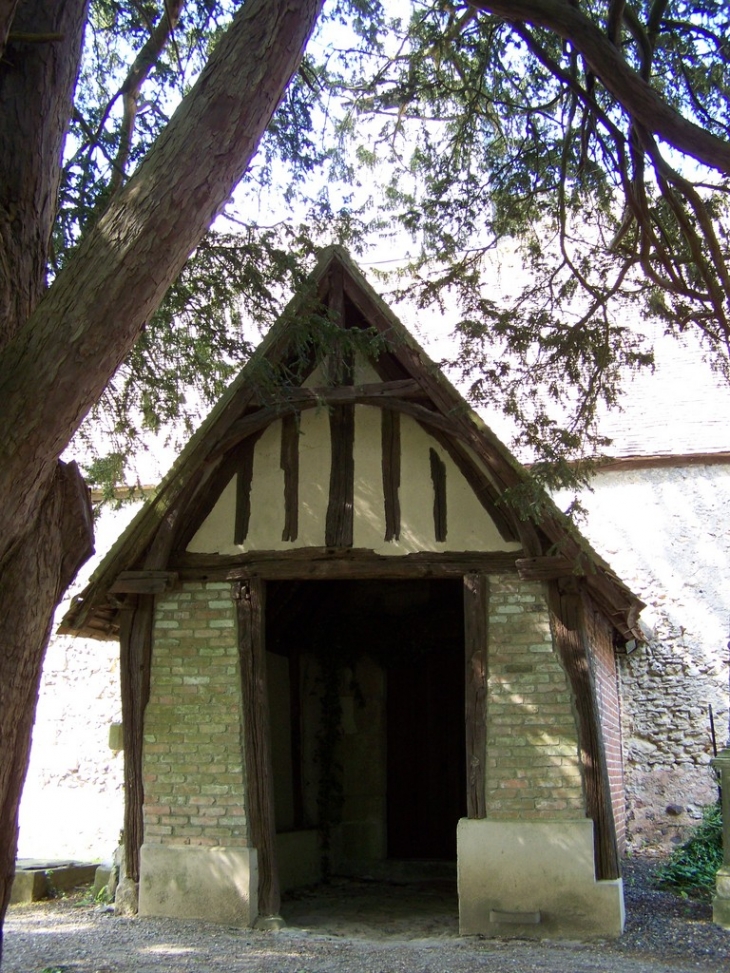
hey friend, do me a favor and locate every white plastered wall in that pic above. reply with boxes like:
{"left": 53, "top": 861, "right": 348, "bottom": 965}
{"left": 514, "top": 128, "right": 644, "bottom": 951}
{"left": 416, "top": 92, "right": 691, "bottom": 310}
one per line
{"left": 188, "top": 406, "right": 519, "bottom": 556}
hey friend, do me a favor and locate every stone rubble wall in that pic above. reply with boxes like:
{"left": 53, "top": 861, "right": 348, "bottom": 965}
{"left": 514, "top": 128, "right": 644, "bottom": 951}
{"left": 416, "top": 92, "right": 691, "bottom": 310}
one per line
{"left": 17, "top": 631, "right": 124, "bottom": 862}
{"left": 15, "top": 501, "right": 140, "bottom": 863}
{"left": 571, "top": 463, "right": 730, "bottom": 852}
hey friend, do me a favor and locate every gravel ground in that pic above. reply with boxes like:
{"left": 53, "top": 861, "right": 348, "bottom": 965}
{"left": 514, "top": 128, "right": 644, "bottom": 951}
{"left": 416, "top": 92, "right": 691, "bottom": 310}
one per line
{"left": 3, "top": 858, "right": 729, "bottom": 973}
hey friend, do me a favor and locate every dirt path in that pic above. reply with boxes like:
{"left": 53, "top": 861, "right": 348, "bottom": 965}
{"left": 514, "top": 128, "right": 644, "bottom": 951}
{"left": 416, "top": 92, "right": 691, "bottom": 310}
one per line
{"left": 3, "top": 861, "right": 729, "bottom": 973}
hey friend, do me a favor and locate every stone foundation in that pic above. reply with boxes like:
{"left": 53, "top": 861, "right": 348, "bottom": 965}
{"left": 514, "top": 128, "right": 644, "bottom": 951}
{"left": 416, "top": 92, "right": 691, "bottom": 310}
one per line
{"left": 457, "top": 819, "right": 624, "bottom": 940}
{"left": 138, "top": 844, "right": 258, "bottom": 925}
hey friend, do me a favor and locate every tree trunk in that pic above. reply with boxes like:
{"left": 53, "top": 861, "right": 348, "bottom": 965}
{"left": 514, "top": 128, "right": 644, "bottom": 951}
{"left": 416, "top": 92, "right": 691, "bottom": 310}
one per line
{"left": 0, "top": 461, "right": 93, "bottom": 965}
{"left": 0, "top": 0, "right": 325, "bottom": 567}
{"left": 0, "top": 0, "right": 324, "bottom": 956}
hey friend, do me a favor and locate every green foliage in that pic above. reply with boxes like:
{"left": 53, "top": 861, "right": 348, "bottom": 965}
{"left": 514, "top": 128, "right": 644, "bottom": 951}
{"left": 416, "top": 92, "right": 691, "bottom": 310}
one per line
{"left": 328, "top": 0, "right": 730, "bottom": 487}
{"left": 654, "top": 802, "right": 724, "bottom": 899}
{"left": 55, "top": 1, "right": 730, "bottom": 500}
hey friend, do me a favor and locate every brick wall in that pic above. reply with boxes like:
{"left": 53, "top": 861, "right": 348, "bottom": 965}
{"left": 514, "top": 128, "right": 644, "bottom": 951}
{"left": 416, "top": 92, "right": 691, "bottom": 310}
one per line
{"left": 585, "top": 601, "right": 627, "bottom": 851}
{"left": 486, "top": 576, "right": 585, "bottom": 818}
{"left": 143, "top": 582, "right": 249, "bottom": 847}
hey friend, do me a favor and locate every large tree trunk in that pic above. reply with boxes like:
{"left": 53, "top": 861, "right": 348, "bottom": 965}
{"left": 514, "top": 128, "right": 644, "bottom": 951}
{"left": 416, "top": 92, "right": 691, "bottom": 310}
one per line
{"left": 0, "top": 462, "right": 93, "bottom": 966}
{"left": 0, "top": 0, "right": 324, "bottom": 567}
{"left": 0, "top": 0, "right": 323, "bottom": 957}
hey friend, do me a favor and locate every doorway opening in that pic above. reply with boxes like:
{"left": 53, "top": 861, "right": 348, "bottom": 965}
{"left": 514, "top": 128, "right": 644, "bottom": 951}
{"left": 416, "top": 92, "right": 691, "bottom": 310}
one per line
{"left": 265, "top": 577, "right": 466, "bottom": 879}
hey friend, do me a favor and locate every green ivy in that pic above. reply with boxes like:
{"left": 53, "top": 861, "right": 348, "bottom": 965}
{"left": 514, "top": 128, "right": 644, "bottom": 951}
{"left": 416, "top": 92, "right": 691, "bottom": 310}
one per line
{"left": 653, "top": 802, "right": 724, "bottom": 900}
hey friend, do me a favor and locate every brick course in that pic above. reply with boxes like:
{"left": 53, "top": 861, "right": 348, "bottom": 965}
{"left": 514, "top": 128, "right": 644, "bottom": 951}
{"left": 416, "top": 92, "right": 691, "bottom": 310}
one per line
{"left": 143, "top": 582, "right": 249, "bottom": 847}
{"left": 486, "top": 576, "right": 585, "bottom": 818}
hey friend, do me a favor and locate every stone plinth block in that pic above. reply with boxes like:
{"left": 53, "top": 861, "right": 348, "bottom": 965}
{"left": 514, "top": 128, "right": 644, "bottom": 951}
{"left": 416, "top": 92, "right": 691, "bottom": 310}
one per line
{"left": 457, "top": 818, "right": 624, "bottom": 940}
{"left": 139, "top": 844, "right": 258, "bottom": 926}
{"left": 713, "top": 866, "right": 730, "bottom": 929}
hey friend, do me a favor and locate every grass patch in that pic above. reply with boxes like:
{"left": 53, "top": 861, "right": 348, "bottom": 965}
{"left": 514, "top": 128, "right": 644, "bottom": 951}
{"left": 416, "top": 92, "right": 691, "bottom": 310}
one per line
{"left": 654, "top": 802, "right": 723, "bottom": 900}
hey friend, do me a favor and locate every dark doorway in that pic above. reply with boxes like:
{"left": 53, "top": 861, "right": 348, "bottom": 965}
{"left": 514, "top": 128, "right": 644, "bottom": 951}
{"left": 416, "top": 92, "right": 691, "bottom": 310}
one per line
{"left": 266, "top": 578, "right": 466, "bottom": 866}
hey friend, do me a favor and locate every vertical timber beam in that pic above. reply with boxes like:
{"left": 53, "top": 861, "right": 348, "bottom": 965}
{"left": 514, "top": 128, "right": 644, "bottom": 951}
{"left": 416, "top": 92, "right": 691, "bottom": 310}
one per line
{"left": 280, "top": 413, "right": 299, "bottom": 542}
{"left": 234, "top": 578, "right": 282, "bottom": 922}
{"left": 119, "top": 594, "right": 154, "bottom": 886}
{"left": 381, "top": 409, "right": 401, "bottom": 541}
{"left": 549, "top": 579, "right": 620, "bottom": 880}
{"left": 325, "top": 404, "right": 354, "bottom": 547}
{"left": 430, "top": 448, "right": 447, "bottom": 543}
{"left": 464, "top": 572, "right": 488, "bottom": 819}
{"left": 234, "top": 433, "right": 260, "bottom": 546}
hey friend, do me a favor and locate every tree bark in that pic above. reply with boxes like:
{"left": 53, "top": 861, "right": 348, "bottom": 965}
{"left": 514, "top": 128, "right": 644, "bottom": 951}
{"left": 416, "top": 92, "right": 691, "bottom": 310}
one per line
{"left": 0, "top": 0, "right": 323, "bottom": 954}
{"left": 0, "top": 0, "right": 324, "bottom": 567}
{"left": 0, "top": 461, "right": 93, "bottom": 964}
{"left": 0, "top": 0, "right": 88, "bottom": 352}
{"left": 468, "top": 0, "right": 730, "bottom": 175}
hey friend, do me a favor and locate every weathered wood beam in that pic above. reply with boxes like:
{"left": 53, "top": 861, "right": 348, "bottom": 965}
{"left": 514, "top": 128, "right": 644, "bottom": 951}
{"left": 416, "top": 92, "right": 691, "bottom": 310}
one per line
{"left": 280, "top": 413, "right": 299, "bottom": 543}
{"left": 119, "top": 595, "right": 154, "bottom": 886}
{"left": 234, "top": 578, "right": 281, "bottom": 920}
{"left": 234, "top": 433, "right": 260, "bottom": 545}
{"left": 421, "top": 424, "right": 517, "bottom": 543}
{"left": 381, "top": 409, "right": 401, "bottom": 542}
{"left": 109, "top": 570, "right": 179, "bottom": 595}
{"left": 342, "top": 274, "right": 546, "bottom": 558}
{"left": 210, "top": 381, "right": 426, "bottom": 460}
{"left": 464, "top": 573, "right": 488, "bottom": 819}
{"left": 548, "top": 579, "right": 620, "bottom": 881}
{"left": 429, "top": 448, "right": 447, "bottom": 542}
{"left": 171, "top": 548, "right": 523, "bottom": 581}
{"left": 325, "top": 404, "right": 355, "bottom": 548}
{"left": 516, "top": 555, "right": 582, "bottom": 581}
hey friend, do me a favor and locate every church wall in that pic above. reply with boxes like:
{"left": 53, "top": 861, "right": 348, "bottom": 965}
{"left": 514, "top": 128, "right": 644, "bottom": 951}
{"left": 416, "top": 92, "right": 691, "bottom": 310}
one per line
{"left": 566, "top": 462, "right": 730, "bottom": 851}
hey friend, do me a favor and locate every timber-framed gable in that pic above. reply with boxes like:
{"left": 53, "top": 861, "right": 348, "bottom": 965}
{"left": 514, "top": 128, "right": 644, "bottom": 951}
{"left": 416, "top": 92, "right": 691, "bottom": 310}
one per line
{"left": 61, "top": 247, "right": 643, "bottom": 939}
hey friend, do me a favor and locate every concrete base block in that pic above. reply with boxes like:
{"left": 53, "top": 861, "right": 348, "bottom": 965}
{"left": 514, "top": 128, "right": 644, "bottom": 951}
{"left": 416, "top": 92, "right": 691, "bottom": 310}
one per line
{"left": 139, "top": 844, "right": 258, "bottom": 926}
{"left": 10, "top": 870, "right": 49, "bottom": 904}
{"left": 713, "top": 867, "right": 730, "bottom": 929}
{"left": 457, "top": 818, "right": 624, "bottom": 940}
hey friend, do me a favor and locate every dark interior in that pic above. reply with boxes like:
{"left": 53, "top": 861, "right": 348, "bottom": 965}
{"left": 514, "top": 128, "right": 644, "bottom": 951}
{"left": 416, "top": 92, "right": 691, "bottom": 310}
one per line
{"left": 266, "top": 578, "right": 466, "bottom": 863}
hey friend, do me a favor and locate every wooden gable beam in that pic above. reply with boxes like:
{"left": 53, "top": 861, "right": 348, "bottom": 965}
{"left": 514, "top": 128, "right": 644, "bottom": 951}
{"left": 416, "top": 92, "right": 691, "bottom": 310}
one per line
{"left": 280, "top": 413, "right": 299, "bottom": 542}
{"left": 341, "top": 274, "right": 545, "bottom": 557}
{"left": 381, "top": 409, "right": 401, "bottom": 541}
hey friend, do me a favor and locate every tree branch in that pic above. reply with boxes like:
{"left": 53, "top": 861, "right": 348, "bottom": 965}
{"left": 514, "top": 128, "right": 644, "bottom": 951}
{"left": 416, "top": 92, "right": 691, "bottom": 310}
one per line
{"left": 467, "top": 0, "right": 730, "bottom": 174}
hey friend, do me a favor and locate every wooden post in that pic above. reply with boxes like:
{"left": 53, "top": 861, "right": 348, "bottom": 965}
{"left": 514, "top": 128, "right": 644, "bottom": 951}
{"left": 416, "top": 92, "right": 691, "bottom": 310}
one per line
{"left": 119, "top": 595, "right": 154, "bottom": 885}
{"left": 464, "top": 573, "right": 488, "bottom": 819}
{"left": 549, "top": 580, "right": 620, "bottom": 881}
{"left": 233, "top": 578, "right": 282, "bottom": 923}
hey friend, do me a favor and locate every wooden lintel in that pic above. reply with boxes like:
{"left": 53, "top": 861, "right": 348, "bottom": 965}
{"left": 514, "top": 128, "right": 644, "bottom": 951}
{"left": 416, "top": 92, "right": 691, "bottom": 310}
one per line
{"left": 109, "top": 570, "right": 179, "bottom": 595}
{"left": 170, "top": 548, "right": 522, "bottom": 581}
{"left": 515, "top": 555, "right": 581, "bottom": 582}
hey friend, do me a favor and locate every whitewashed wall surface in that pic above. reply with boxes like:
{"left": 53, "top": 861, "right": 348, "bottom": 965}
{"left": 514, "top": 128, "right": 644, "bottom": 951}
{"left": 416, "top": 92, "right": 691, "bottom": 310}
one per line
{"left": 574, "top": 463, "right": 730, "bottom": 852}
